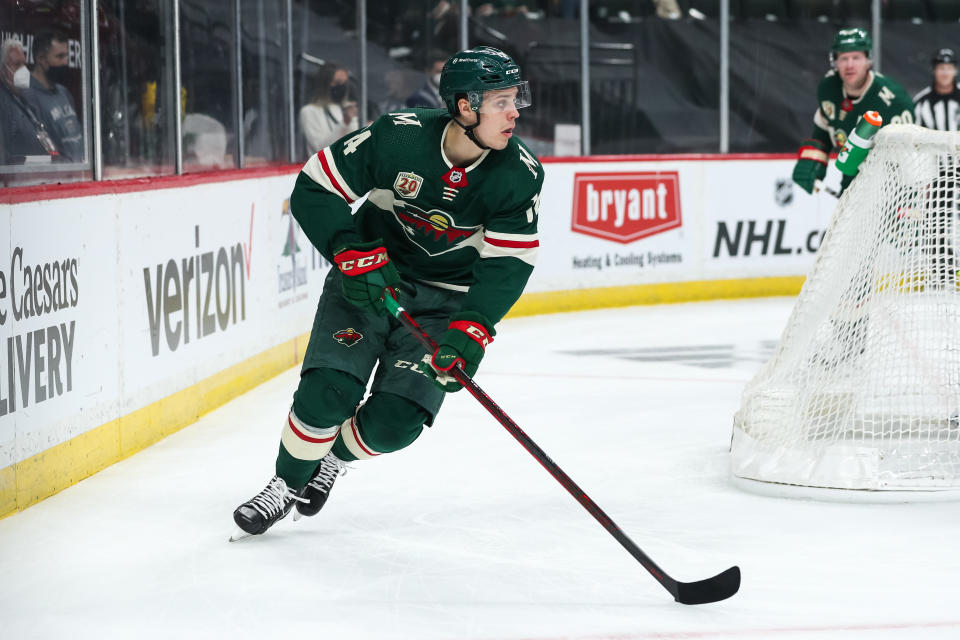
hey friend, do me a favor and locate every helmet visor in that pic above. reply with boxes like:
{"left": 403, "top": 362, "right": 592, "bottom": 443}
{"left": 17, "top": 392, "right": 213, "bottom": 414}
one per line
{"left": 477, "top": 81, "right": 532, "bottom": 114}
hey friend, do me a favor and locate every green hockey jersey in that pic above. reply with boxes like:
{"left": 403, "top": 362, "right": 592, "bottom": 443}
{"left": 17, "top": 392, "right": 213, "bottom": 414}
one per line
{"left": 290, "top": 108, "right": 543, "bottom": 326}
{"left": 810, "top": 70, "right": 915, "bottom": 150}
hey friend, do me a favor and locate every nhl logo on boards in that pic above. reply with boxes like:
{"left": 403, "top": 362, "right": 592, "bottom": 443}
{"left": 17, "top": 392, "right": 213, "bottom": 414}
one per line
{"left": 333, "top": 328, "right": 364, "bottom": 347}
{"left": 775, "top": 179, "right": 793, "bottom": 207}
{"left": 442, "top": 167, "right": 467, "bottom": 189}
{"left": 394, "top": 172, "right": 423, "bottom": 199}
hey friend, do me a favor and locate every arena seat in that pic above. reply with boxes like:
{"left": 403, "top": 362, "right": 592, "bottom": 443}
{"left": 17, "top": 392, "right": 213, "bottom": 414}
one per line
{"left": 884, "top": 0, "right": 929, "bottom": 21}
{"left": 790, "top": 0, "right": 837, "bottom": 20}
{"left": 928, "top": 0, "right": 960, "bottom": 21}
{"left": 740, "top": 0, "right": 788, "bottom": 20}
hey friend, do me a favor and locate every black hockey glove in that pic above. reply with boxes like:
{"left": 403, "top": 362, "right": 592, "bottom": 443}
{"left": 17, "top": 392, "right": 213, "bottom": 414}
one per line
{"left": 333, "top": 239, "right": 401, "bottom": 316}
{"left": 792, "top": 139, "right": 829, "bottom": 194}
{"left": 419, "top": 312, "right": 495, "bottom": 392}
{"left": 839, "top": 171, "right": 855, "bottom": 195}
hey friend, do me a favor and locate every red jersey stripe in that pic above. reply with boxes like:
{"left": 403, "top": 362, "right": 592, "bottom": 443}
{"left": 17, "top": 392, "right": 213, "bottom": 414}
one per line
{"left": 288, "top": 416, "right": 336, "bottom": 444}
{"left": 484, "top": 236, "right": 539, "bottom": 249}
{"left": 317, "top": 150, "right": 355, "bottom": 204}
{"left": 350, "top": 417, "right": 379, "bottom": 456}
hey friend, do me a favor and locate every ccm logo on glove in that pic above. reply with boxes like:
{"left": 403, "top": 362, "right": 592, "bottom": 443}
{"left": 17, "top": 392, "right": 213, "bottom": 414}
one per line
{"left": 332, "top": 240, "right": 402, "bottom": 316}
{"left": 448, "top": 320, "right": 493, "bottom": 349}
{"left": 419, "top": 312, "right": 496, "bottom": 392}
{"left": 335, "top": 248, "right": 389, "bottom": 274}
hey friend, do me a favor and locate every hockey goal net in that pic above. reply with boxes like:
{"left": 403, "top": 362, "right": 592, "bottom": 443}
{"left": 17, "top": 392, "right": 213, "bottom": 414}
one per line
{"left": 731, "top": 124, "right": 960, "bottom": 492}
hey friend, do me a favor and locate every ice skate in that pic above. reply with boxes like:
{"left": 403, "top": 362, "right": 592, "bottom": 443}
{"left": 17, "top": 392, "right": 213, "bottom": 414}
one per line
{"left": 231, "top": 475, "right": 306, "bottom": 540}
{"left": 294, "top": 453, "right": 349, "bottom": 519}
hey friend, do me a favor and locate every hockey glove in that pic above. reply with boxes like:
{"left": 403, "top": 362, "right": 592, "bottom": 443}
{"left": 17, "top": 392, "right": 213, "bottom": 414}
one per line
{"left": 792, "top": 139, "right": 829, "bottom": 194}
{"left": 333, "top": 240, "right": 401, "bottom": 316}
{"left": 419, "top": 312, "right": 495, "bottom": 392}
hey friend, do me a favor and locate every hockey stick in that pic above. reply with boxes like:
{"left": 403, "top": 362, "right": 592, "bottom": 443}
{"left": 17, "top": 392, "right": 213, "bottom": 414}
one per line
{"left": 814, "top": 179, "right": 841, "bottom": 199}
{"left": 383, "top": 294, "right": 740, "bottom": 605}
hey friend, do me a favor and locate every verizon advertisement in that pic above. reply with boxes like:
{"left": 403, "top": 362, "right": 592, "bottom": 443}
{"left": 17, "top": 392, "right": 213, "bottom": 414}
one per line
{"left": 1, "top": 172, "right": 309, "bottom": 470}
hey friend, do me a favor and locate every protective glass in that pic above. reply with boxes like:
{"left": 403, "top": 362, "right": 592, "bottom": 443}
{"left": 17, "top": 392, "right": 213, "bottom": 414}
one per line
{"left": 477, "top": 81, "right": 532, "bottom": 114}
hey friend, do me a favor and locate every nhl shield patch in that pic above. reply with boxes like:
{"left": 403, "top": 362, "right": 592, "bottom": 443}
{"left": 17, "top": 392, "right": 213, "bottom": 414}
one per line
{"left": 394, "top": 172, "right": 423, "bottom": 199}
{"left": 333, "top": 328, "right": 364, "bottom": 347}
{"left": 442, "top": 167, "right": 468, "bottom": 189}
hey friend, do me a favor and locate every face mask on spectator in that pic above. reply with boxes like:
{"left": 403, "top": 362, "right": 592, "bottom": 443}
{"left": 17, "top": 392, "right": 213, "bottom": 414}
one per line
{"left": 46, "top": 64, "right": 69, "bottom": 84}
{"left": 329, "top": 83, "right": 346, "bottom": 103}
{"left": 12, "top": 64, "right": 30, "bottom": 89}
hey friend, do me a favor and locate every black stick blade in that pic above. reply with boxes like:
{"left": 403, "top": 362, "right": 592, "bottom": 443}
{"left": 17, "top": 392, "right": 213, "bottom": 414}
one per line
{"left": 673, "top": 566, "right": 741, "bottom": 605}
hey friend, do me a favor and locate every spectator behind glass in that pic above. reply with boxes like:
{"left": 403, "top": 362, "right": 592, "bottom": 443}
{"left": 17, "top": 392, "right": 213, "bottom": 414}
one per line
{"left": 405, "top": 50, "right": 448, "bottom": 109}
{"left": 378, "top": 69, "right": 414, "bottom": 115}
{"left": 472, "top": 0, "right": 530, "bottom": 17}
{"left": 24, "top": 31, "right": 84, "bottom": 162}
{"left": 298, "top": 62, "right": 359, "bottom": 155}
{"left": 0, "top": 38, "right": 59, "bottom": 164}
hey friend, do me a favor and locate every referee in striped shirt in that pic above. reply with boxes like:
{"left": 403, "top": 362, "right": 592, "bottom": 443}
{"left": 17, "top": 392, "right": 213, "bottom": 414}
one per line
{"left": 913, "top": 48, "right": 959, "bottom": 290}
{"left": 914, "top": 48, "right": 960, "bottom": 131}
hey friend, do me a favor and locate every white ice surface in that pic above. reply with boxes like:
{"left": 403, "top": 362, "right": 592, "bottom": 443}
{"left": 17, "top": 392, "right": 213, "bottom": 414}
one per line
{"left": 2, "top": 298, "right": 959, "bottom": 640}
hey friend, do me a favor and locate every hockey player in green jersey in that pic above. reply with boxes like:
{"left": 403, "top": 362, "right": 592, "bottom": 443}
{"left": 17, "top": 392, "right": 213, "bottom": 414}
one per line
{"left": 232, "top": 46, "right": 544, "bottom": 538}
{"left": 792, "top": 28, "right": 915, "bottom": 195}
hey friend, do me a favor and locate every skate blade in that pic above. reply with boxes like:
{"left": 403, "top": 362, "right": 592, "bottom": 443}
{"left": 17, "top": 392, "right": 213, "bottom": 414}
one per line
{"left": 293, "top": 510, "right": 302, "bottom": 522}
{"left": 228, "top": 528, "right": 255, "bottom": 542}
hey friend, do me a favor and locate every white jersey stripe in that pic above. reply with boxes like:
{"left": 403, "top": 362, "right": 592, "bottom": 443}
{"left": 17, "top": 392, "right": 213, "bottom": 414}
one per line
{"left": 480, "top": 241, "right": 538, "bottom": 266}
{"left": 484, "top": 230, "right": 540, "bottom": 243}
{"left": 280, "top": 409, "right": 341, "bottom": 461}
{"left": 301, "top": 152, "right": 340, "bottom": 194}
{"left": 813, "top": 108, "right": 830, "bottom": 132}
{"left": 300, "top": 148, "right": 362, "bottom": 203}
{"left": 320, "top": 147, "right": 362, "bottom": 202}
{"left": 339, "top": 416, "right": 381, "bottom": 460}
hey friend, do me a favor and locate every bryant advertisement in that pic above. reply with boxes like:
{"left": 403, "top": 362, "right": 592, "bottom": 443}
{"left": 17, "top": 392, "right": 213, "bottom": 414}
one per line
{"left": 532, "top": 161, "right": 694, "bottom": 293}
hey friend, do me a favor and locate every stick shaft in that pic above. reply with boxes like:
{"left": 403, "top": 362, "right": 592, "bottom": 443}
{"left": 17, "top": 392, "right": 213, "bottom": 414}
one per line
{"left": 384, "top": 296, "right": 678, "bottom": 594}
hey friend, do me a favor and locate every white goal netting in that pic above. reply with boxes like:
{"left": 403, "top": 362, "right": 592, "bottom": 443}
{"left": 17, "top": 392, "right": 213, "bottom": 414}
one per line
{"left": 731, "top": 124, "right": 960, "bottom": 491}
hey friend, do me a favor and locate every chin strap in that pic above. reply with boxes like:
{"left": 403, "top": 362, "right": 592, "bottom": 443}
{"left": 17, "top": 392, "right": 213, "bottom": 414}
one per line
{"left": 452, "top": 112, "right": 490, "bottom": 150}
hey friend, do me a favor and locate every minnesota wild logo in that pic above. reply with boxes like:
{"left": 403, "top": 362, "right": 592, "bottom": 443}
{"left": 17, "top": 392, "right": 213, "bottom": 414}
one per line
{"left": 333, "top": 328, "right": 364, "bottom": 347}
{"left": 393, "top": 202, "right": 482, "bottom": 256}
{"left": 834, "top": 130, "right": 848, "bottom": 149}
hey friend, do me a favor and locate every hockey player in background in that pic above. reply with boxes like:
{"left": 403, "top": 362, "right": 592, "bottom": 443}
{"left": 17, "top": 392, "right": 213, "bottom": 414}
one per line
{"left": 792, "top": 28, "right": 914, "bottom": 196}
{"left": 914, "top": 48, "right": 959, "bottom": 289}
{"left": 232, "top": 46, "right": 543, "bottom": 538}
{"left": 914, "top": 48, "right": 960, "bottom": 132}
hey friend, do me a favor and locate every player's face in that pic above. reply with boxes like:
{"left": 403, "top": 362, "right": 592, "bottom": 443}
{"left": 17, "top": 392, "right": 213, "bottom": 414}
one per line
{"left": 935, "top": 63, "right": 957, "bottom": 88}
{"left": 835, "top": 51, "right": 871, "bottom": 92}
{"left": 474, "top": 87, "right": 521, "bottom": 150}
